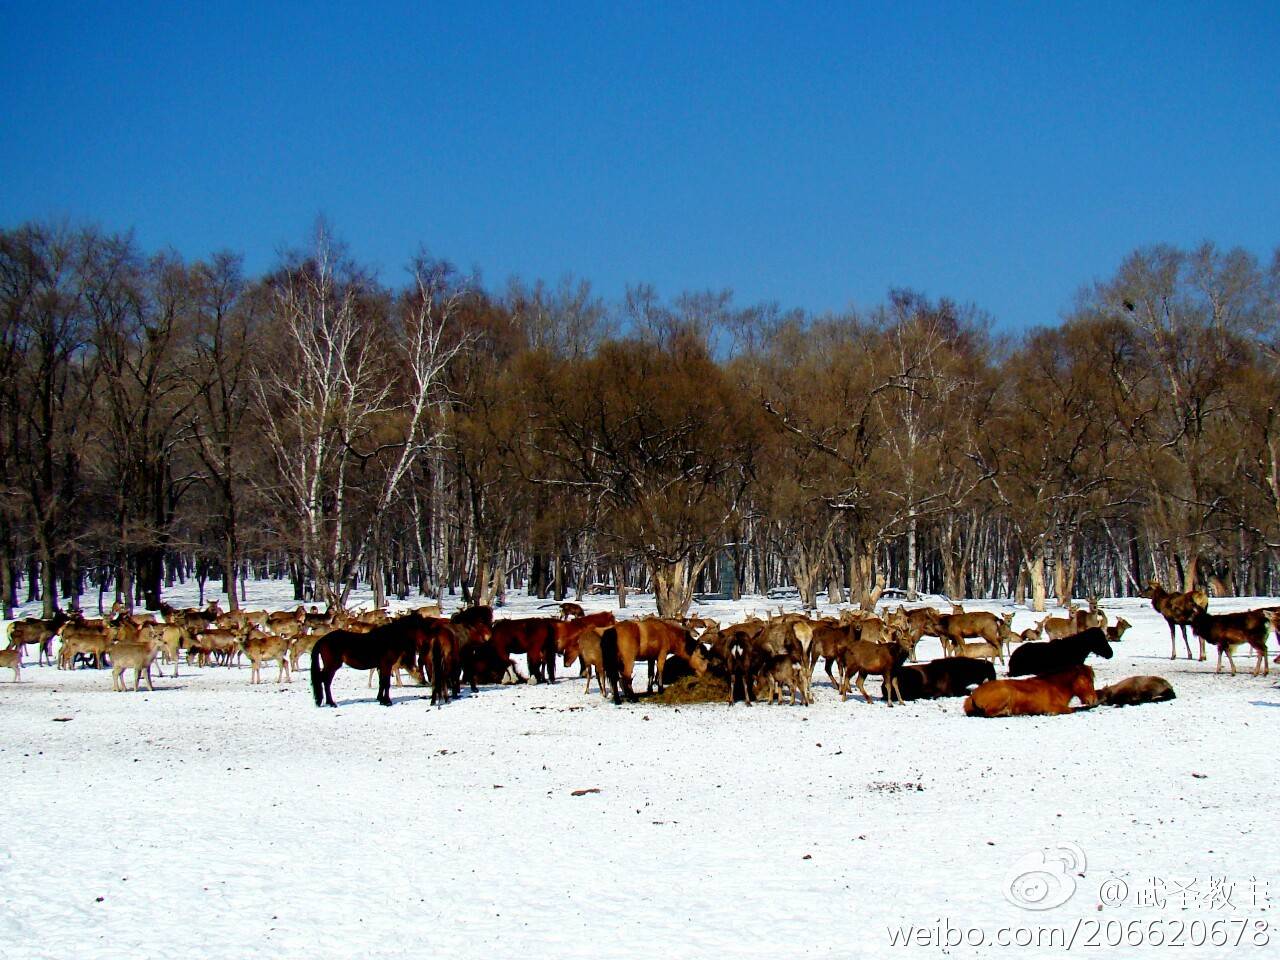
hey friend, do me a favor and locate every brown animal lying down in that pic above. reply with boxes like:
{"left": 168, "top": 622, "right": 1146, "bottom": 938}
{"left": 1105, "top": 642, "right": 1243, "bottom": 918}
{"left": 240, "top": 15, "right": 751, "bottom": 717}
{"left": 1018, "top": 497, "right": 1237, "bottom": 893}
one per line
{"left": 1097, "top": 676, "right": 1175, "bottom": 707}
{"left": 963, "top": 665, "right": 1097, "bottom": 718}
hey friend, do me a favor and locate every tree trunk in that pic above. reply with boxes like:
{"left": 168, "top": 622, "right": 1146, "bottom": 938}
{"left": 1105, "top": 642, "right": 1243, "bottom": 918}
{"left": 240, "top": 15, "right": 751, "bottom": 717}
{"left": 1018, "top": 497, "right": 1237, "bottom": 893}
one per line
{"left": 1026, "top": 552, "right": 1048, "bottom": 612}
{"left": 0, "top": 552, "right": 13, "bottom": 620}
{"left": 787, "top": 544, "right": 823, "bottom": 610}
{"left": 372, "top": 548, "right": 387, "bottom": 610}
{"left": 905, "top": 513, "right": 919, "bottom": 601}
{"left": 826, "top": 541, "right": 845, "bottom": 605}
{"left": 490, "top": 560, "right": 505, "bottom": 606}
{"left": 651, "top": 555, "right": 710, "bottom": 618}
{"left": 224, "top": 506, "right": 240, "bottom": 613}
{"left": 614, "top": 561, "right": 628, "bottom": 609}
{"left": 1180, "top": 550, "right": 1199, "bottom": 593}
{"left": 474, "top": 556, "right": 493, "bottom": 607}
{"left": 0, "top": 518, "right": 13, "bottom": 620}
{"left": 531, "top": 553, "right": 548, "bottom": 599}
{"left": 37, "top": 534, "right": 59, "bottom": 619}
{"left": 849, "top": 539, "right": 879, "bottom": 609}
{"left": 1053, "top": 555, "right": 1070, "bottom": 607}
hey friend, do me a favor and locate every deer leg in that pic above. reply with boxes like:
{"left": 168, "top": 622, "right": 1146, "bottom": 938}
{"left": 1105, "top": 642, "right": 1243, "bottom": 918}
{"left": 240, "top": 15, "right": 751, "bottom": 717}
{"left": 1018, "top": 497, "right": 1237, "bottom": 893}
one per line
{"left": 856, "top": 672, "right": 872, "bottom": 704}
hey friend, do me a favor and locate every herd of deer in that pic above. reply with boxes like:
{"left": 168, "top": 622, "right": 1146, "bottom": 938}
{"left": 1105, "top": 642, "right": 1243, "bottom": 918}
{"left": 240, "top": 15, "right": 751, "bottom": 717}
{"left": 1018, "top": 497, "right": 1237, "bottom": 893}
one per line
{"left": 649, "top": 599, "right": 1129, "bottom": 709}
{"left": 1, "top": 579, "right": 1277, "bottom": 715}
{"left": 0, "top": 600, "right": 439, "bottom": 692}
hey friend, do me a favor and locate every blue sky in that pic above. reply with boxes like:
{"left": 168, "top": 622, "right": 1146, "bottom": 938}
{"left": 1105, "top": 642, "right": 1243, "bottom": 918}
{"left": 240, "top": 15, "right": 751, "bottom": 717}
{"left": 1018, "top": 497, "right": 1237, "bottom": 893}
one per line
{"left": 2, "top": 1, "right": 1277, "bottom": 328}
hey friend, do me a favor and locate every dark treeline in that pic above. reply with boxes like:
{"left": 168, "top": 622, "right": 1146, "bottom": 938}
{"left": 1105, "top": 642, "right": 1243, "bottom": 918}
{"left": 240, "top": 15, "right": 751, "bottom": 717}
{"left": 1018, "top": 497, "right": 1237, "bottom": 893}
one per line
{"left": 2, "top": 221, "right": 1279, "bottom": 618}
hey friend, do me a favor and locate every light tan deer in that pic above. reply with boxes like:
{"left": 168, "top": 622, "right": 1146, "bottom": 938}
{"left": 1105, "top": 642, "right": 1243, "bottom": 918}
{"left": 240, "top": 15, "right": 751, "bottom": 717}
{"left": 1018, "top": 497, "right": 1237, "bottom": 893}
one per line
{"left": 1037, "top": 603, "right": 1082, "bottom": 641}
{"left": 242, "top": 629, "right": 292, "bottom": 684}
{"left": 139, "top": 623, "right": 186, "bottom": 677}
{"left": 110, "top": 640, "right": 160, "bottom": 692}
{"left": 0, "top": 647, "right": 21, "bottom": 682}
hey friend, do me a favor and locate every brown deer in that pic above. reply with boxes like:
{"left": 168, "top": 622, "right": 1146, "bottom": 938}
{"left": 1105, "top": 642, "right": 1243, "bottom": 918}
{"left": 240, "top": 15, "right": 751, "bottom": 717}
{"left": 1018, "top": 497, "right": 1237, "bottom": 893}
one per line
{"left": 836, "top": 631, "right": 913, "bottom": 706}
{"left": 1075, "top": 596, "right": 1107, "bottom": 630}
{"left": 1144, "top": 581, "right": 1209, "bottom": 660}
{"left": 110, "top": 640, "right": 160, "bottom": 692}
{"left": 242, "top": 629, "right": 292, "bottom": 684}
{"left": 58, "top": 616, "right": 113, "bottom": 669}
{"left": 1036, "top": 603, "right": 1081, "bottom": 641}
{"left": 0, "top": 647, "right": 21, "bottom": 682}
{"left": 8, "top": 613, "right": 68, "bottom": 666}
{"left": 933, "top": 610, "right": 1014, "bottom": 657}
{"left": 1189, "top": 608, "right": 1274, "bottom": 676}
{"left": 1104, "top": 618, "right": 1131, "bottom": 643}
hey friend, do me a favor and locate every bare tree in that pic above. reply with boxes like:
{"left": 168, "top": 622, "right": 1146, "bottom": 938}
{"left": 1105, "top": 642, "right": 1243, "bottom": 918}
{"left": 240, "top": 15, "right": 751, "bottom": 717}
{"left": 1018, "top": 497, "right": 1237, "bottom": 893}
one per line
{"left": 0, "top": 225, "right": 97, "bottom": 616}
{"left": 253, "top": 235, "right": 466, "bottom": 608}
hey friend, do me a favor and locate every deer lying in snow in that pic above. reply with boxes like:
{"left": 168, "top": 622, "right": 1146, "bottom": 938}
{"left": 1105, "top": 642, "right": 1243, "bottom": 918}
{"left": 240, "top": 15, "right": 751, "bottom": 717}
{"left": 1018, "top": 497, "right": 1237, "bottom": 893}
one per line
{"left": 1016, "top": 625, "right": 1042, "bottom": 645}
{"left": 953, "top": 635, "right": 1004, "bottom": 664}
{"left": 1105, "top": 618, "right": 1131, "bottom": 643}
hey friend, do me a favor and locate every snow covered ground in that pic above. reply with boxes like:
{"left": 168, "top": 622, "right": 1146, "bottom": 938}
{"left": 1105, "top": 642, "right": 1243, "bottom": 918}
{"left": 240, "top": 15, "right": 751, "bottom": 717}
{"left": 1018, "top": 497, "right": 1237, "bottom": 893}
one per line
{"left": 2, "top": 583, "right": 1278, "bottom": 959}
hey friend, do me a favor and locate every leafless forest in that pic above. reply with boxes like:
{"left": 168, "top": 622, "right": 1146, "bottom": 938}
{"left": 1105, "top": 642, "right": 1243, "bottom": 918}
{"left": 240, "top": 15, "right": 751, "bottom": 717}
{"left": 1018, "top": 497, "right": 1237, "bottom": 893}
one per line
{"left": 2, "top": 221, "right": 1278, "bottom": 618}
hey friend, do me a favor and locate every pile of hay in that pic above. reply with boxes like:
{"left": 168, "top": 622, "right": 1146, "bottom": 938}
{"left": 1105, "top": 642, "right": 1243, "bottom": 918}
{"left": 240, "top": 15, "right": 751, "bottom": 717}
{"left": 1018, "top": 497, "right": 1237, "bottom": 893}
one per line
{"left": 646, "top": 672, "right": 731, "bottom": 705}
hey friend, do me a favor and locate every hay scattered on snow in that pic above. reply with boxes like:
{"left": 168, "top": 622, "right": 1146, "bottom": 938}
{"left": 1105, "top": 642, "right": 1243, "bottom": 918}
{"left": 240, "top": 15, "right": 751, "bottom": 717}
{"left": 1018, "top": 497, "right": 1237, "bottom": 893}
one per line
{"left": 646, "top": 672, "right": 731, "bottom": 705}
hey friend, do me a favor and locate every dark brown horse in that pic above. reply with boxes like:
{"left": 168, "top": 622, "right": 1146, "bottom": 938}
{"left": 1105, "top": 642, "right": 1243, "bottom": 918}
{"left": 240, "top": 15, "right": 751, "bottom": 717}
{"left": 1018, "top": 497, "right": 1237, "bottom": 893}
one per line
{"left": 489, "top": 617, "right": 562, "bottom": 683}
{"left": 452, "top": 605, "right": 494, "bottom": 632}
{"left": 311, "top": 614, "right": 432, "bottom": 707}
{"left": 425, "top": 619, "right": 470, "bottom": 705}
{"left": 896, "top": 657, "right": 996, "bottom": 700}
